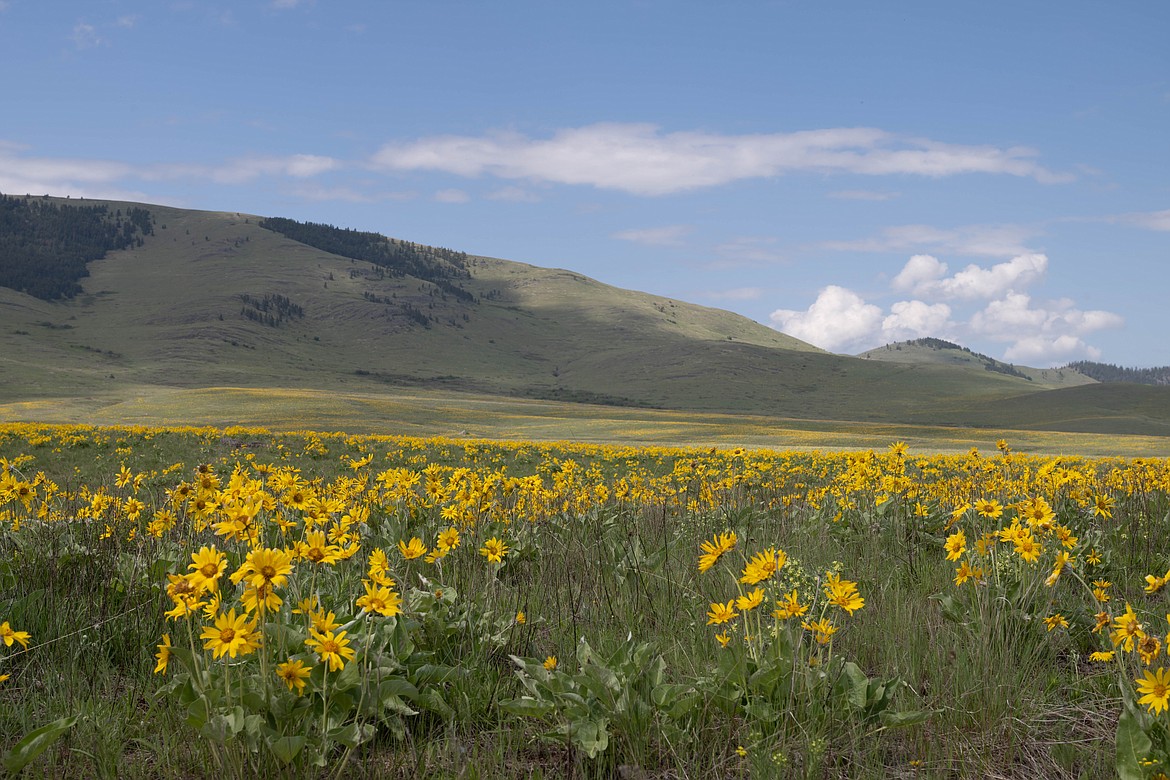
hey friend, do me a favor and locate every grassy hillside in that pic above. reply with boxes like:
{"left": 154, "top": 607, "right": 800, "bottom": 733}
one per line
{"left": 857, "top": 338, "right": 1096, "bottom": 388}
{"left": 2, "top": 195, "right": 1168, "bottom": 441}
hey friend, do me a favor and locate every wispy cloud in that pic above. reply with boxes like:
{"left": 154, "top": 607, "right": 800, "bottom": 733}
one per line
{"left": 1104, "top": 208, "right": 1170, "bottom": 232}
{"left": 611, "top": 225, "right": 692, "bottom": 247}
{"left": 71, "top": 21, "right": 103, "bottom": 49}
{"left": 434, "top": 188, "right": 469, "bottom": 204}
{"left": 711, "top": 236, "right": 786, "bottom": 267}
{"left": 701, "top": 287, "right": 765, "bottom": 302}
{"left": 827, "top": 189, "right": 899, "bottom": 201}
{"left": 288, "top": 184, "right": 417, "bottom": 203}
{"left": 485, "top": 185, "right": 540, "bottom": 203}
{"left": 370, "top": 123, "right": 1070, "bottom": 196}
{"left": 822, "top": 222, "right": 1042, "bottom": 258}
{"left": 0, "top": 143, "right": 339, "bottom": 196}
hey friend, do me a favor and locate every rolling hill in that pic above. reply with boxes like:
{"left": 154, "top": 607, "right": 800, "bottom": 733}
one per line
{"left": 2, "top": 194, "right": 1168, "bottom": 439}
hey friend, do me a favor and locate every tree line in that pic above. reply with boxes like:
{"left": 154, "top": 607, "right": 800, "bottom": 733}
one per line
{"left": 0, "top": 194, "right": 153, "bottom": 300}
{"left": 258, "top": 217, "right": 477, "bottom": 303}
{"left": 1064, "top": 361, "right": 1170, "bottom": 386}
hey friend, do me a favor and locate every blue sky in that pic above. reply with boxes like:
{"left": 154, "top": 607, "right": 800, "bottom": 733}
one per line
{"left": 2, "top": 1, "right": 1167, "bottom": 367}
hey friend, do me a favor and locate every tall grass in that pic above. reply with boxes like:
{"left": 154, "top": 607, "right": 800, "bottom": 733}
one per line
{"left": 1, "top": 425, "right": 1164, "bottom": 777}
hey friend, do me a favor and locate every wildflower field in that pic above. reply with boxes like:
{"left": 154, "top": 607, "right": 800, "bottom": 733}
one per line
{"left": 2, "top": 423, "right": 1170, "bottom": 778}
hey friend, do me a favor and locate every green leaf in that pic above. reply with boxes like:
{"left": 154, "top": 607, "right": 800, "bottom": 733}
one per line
{"left": 328, "top": 722, "right": 375, "bottom": 749}
{"left": 569, "top": 717, "right": 609, "bottom": 759}
{"left": 379, "top": 693, "right": 418, "bottom": 716}
{"left": 930, "top": 593, "right": 968, "bottom": 626}
{"left": 501, "top": 696, "right": 555, "bottom": 718}
{"left": 417, "top": 689, "right": 455, "bottom": 720}
{"left": 412, "top": 663, "right": 463, "bottom": 684}
{"left": 878, "top": 709, "right": 933, "bottom": 728}
{"left": 378, "top": 677, "right": 420, "bottom": 701}
{"left": 841, "top": 661, "right": 869, "bottom": 710}
{"left": 743, "top": 702, "right": 781, "bottom": 723}
{"left": 1116, "top": 709, "right": 1153, "bottom": 780}
{"left": 267, "top": 735, "right": 306, "bottom": 765}
{"left": 1, "top": 715, "right": 79, "bottom": 773}
{"left": 185, "top": 696, "right": 210, "bottom": 731}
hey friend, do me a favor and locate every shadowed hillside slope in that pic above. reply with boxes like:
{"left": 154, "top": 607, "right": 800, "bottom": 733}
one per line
{"left": 2, "top": 195, "right": 1168, "bottom": 436}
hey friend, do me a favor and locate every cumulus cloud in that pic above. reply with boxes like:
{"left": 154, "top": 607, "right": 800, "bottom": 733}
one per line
{"left": 770, "top": 286, "right": 884, "bottom": 352}
{"left": 611, "top": 225, "right": 692, "bottom": 247}
{"left": 370, "top": 123, "right": 1068, "bottom": 196}
{"left": 771, "top": 256, "right": 1122, "bottom": 364}
{"left": 1003, "top": 335, "right": 1101, "bottom": 364}
{"left": 891, "top": 254, "right": 1048, "bottom": 300}
{"left": 970, "top": 293, "right": 1123, "bottom": 343}
{"left": 882, "top": 300, "right": 954, "bottom": 342}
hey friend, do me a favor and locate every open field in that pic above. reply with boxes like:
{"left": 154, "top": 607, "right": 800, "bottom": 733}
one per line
{"left": 6, "top": 197, "right": 1170, "bottom": 440}
{"left": 2, "top": 424, "right": 1170, "bottom": 778}
{"left": 2, "top": 385, "right": 1170, "bottom": 458}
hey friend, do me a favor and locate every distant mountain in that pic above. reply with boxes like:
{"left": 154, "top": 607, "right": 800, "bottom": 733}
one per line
{"left": 856, "top": 338, "right": 1096, "bottom": 388}
{"left": 1063, "top": 361, "right": 1170, "bottom": 386}
{"left": 3, "top": 194, "right": 1169, "bottom": 436}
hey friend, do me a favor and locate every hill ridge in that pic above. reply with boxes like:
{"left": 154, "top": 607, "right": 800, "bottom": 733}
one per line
{"left": 2, "top": 195, "right": 1168, "bottom": 437}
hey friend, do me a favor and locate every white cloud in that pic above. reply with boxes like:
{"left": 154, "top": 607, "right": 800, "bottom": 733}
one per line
{"left": 702, "top": 287, "right": 765, "bottom": 302}
{"left": 1106, "top": 208, "right": 1170, "bottom": 232}
{"left": 485, "top": 185, "right": 540, "bottom": 203}
{"left": 770, "top": 286, "right": 884, "bottom": 352}
{"left": 824, "top": 222, "right": 1041, "bottom": 257}
{"left": 881, "top": 300, "right": 954, "bottom": 342}
{"left": 1003, "top": 335, "right": 1101, "bottom": 364}
{"left": 711, "top": 236, "right": 786, "bottom": 267}
{"left": 771, "top": 255, "right": 1122, "bottom": 364}
{"left": 434, "top": 188, "right": 469, "bottom": 204}
{"left": 370, "top": 123, "right": 1068, "bottom": 196}
{"left": 116, "top": 15, "right": 140, "bottom": 28}
{"left": 611, "top": 225, "right": 692, "bottom": 247}
{"left": 72, "top": 22, "right": 103, "bottom": 48}
{"left": 828, "top": 189, "right": 899, "bottom": 201}
{"left": 970, "top": 292, "right": 1123, "bottom": 342}
{"left": 892, "top": 254, "right": 1048, "bottom": 300}
{"left": 0, "top": 144, "right": 339, "bottom": 195}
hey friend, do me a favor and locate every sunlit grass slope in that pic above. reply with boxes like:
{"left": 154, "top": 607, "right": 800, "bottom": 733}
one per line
{"left": 2, "top": 196, "right": 1168, "bottom": 438}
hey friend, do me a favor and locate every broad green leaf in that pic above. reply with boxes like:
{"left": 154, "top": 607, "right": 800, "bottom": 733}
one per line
{"left": 185, "top": 696, "right": 210, "bottom": 731}
{"left": 879, "top": 709, "right": 933, "bottom": 728}
{"left": 842, "top": 661, "right": 869, "bottom": 710}
{"left": 1, "top": 715, "right": 79, "bottom": 773}
{"left": 1116, "top": 709, "right": 1153, "bottom": 780}
{"left": 417, "top": 689, "right": 455, "bottom": 719}
{"left": 500, "top": 696, "right": 555, "bottom": 718}
{"left": 267, "top": 735, "right": 306, "bottom": 765}
{"left": 328, "top": 722, "right": 375, "bottom": 749}
{"left": 569, "top": 718, "right": 609, "bottom": 758}
{"left": 378, "top": 677, "right": 420, "bottom": 701}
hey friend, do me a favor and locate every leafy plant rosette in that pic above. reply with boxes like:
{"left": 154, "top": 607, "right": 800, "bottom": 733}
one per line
{"left": 154, "top": 540, "right": 511, "bottom": 775}
{"left": 938, "top": 494, "right": 1170, "bottom": 779}
{"left": 695, "top": 535, "right": 931, "bottom": 758}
